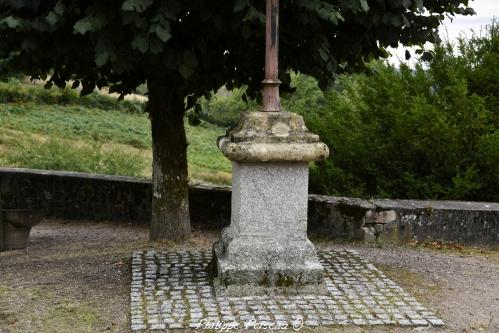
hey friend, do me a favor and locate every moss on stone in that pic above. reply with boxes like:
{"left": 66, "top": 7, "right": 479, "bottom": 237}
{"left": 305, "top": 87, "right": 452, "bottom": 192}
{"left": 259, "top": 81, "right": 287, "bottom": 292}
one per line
{"left": 276, "top": 274, "right": 294, "bottom": 287}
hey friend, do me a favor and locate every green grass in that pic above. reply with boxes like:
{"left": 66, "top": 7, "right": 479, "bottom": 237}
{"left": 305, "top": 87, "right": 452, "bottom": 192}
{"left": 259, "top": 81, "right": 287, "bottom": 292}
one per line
{"left": 0, "top": 83, "right": 231, "bottom": 184}
{"left": 0, "top": 78, "right": 144, "bottom": 113}
{"left": 45, "top": 299, "right": 98, "bottom": 333}
{"left": 2, "top": 137, "right": 146, "bottom": 178}
{"left": 1, "top": 103, "right": 151, "bottom": 148}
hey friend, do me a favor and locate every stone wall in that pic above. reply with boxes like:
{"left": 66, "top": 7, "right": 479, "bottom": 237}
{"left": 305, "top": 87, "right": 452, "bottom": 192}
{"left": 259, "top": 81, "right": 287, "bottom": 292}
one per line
{"left": 308, "top": 196, "right": 499, "bottom": 247}
{"left": 0, "top": 168, "right": 230, "bottom": 230}
{"left": 1, "top": 168, "right": 498, "bottom": 247}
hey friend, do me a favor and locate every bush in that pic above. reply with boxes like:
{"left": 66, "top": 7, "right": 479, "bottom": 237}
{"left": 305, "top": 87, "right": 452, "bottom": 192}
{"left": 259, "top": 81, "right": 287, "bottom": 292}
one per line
{"left": 283, "top": 23, "right": 498, "bottom": 201}
{"left": 201, "top": 22, "right": 498, "bottom": 201}
{"left": 197, "top": 87, "right": 257, "bottom": 127}
{"left": 453, "top": 20, "right": 499, "bottom": 121}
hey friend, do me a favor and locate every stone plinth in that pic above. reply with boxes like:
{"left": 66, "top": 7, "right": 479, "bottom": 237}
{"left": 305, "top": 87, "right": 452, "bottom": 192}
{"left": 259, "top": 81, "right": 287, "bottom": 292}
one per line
{"left": 213, "top": 111, "right": 329, "bottom": 295}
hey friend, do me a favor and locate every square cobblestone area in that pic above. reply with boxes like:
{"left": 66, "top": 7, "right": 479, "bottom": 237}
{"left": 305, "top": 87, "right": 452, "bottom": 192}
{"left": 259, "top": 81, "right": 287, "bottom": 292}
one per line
{"left": 130, "top": 249, "right": 444, "bottom": 331}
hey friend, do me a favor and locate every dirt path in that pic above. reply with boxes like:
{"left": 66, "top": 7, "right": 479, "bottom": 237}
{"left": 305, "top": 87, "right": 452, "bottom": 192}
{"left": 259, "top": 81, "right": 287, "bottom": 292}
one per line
{"left": 0, "top": 220, "right": 498, "bottom": 332}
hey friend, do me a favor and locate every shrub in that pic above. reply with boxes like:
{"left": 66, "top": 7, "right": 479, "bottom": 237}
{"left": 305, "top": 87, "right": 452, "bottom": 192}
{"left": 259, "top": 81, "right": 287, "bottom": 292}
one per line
{"left": 197, "top": 87, "right": 257, "bottom": 127}
{"left": 284, "top": 40, "right": 498, "bottom": 201}
{"left": 201, "top": 22, "right": 498, "bottom": 201}
{"left": 453, "top": 20, "right": 499, "bottom": 122}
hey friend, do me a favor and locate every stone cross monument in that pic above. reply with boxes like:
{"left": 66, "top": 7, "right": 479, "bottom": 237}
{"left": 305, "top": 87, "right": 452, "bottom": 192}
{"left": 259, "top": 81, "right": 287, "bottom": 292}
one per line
{"left": 213, "top": 0, "right": 329, "bottom": 295}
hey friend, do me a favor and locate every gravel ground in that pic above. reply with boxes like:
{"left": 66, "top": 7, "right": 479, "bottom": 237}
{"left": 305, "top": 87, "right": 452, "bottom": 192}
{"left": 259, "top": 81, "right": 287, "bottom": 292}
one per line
{"left": 0, "top": 219, "right": 498, "bottom": 333}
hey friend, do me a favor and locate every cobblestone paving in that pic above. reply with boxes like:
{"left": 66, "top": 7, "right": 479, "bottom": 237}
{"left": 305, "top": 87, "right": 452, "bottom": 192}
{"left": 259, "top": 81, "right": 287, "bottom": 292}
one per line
{"left": 131, "top": 249, "right": 444, "bottom": 331}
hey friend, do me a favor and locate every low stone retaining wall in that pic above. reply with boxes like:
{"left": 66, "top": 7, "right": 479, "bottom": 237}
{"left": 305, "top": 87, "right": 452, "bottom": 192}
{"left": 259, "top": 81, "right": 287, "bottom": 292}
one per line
{"left": 308, "top": 196, "right": 499, "bottom": 247}
{"left": 0, "top": 168, "right": 231, "bottom": 231}
{"left": 1, "top": 168, "right": 498, "bottom": 247}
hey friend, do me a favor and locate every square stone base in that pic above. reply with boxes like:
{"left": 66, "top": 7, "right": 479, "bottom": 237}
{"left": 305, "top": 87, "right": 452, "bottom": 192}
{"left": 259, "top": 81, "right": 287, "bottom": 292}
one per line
{"left": 212, "top": 162, "right": 326, "bottom": 295}
{"left": 213, "top": 228, "right": 327, "bottom": 296}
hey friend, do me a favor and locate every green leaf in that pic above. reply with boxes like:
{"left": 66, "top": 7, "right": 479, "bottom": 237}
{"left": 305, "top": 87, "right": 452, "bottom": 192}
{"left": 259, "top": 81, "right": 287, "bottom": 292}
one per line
{"left": 402, "top": 14, "right": 410, "bottom": 27}
{"left": 131, "top": 35, "right": 149, "bottom": 53}
{"left": 390, "top": 15, "right": 402, "bottom": 27}
{"left": 74, "top": 16, "right": 105, "bottom": 35}
{"left": 95, "top": 50, "right": 109, "bottom": 67}
{"left": 155, "top": 23, "right": 171, "bottom": 43}
{"left": 234, "top": 0, "right": 250, "bottom": 13}
{"left": 74, "top": 18, "right": 92, "bottom": 34}
{"left": 121, "top": 0, "right": 135, "bottom": 11}
{"left": 401, "top": 0, "right": 412, "bottom": 10}
{"left": 415, "top": 0, "right": 424, "bottom": 11}
{"left": 359, "top": 0, "right": 369, "bottom": 12}
{"left": 45, "top": 12, "right": 59, "bottom": 26}
{"left": 54, "top": 2, "right": 65, "bottom": 15}
{"left": 121, "top": 1, "right": 135, "bottom": 12}
{"left": 149, "top": 38, "right": 164, "bottom": 54}
{"left": 179, "top": 64, "right": 194, "bottom": 79}
{"left": 122, "top": 12, "right": 148, "bottom": 28}
{"left": 95, "top": 37, "right": 113, "bottom": 66}
{"left": 318, "top": 47, "right": 329, "bottom": 62}
{"left": 244, "top": 6, "right": 265, "bottom": 23}
{"left": 326, "top": 57, "right": 337, "bottom": 73}
{"left": 329, "top": 11, "right": 344, "bottom": 24}
{"left": 3, "top": 16, "right": 21, "bottom": 29}
{"left": 121, "top": 0, "right": 154, "bottom": 13}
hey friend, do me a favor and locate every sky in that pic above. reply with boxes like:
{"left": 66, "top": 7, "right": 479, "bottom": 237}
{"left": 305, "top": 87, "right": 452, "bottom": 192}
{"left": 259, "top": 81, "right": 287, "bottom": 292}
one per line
{"left": 390, "top": 0, "right": 499, "bottom": 64}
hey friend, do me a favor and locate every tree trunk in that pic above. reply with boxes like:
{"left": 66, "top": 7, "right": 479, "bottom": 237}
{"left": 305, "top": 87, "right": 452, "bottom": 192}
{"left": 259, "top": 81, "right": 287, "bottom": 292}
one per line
{"left": 148, "top": 80, "right": 191, "bottom": 241}
{"left": 0, "top": 194, "right": 4, "bottom": 251}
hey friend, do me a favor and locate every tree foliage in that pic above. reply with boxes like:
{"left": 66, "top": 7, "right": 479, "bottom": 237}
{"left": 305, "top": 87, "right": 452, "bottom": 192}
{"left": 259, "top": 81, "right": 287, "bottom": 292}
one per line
{"left": 0, "top": 0, "right": 474, "bottom": 102}
{"left": 285, "top": 22, "right": 498, "bottom": 201}
{"left": 198, "top": 21, "right": 498, "bottom": 201}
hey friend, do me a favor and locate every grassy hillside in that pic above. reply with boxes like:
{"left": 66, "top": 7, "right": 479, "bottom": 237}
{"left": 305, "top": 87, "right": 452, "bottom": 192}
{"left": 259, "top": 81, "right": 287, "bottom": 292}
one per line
{"left": 0, "top": 81, "right": 231, "bottom": 185}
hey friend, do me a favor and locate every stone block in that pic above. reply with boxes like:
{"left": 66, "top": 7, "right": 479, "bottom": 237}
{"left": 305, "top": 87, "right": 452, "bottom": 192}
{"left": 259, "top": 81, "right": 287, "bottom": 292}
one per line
{"left": 213, "top": 162, "right": 325, "bottom": 295}
{"left": 372, "top": 210, "right": 397, "bottom": 224}
{"left": 230, "top": 162, "right": 308, "bottom": 237}
{"left": 361, "top": 226, "right": 376, "bottom": 243}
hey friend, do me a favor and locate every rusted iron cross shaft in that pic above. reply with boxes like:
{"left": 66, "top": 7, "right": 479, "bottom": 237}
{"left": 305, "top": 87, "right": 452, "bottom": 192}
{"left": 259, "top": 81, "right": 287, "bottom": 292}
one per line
{"left": 262, "top": 0, "right": 281, "bottom": 112}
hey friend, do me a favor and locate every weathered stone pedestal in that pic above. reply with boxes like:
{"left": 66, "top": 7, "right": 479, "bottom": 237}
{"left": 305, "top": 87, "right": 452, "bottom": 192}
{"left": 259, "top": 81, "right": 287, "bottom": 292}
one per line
{"left": 213, "top": 111, "right": 329, "bottom": 295}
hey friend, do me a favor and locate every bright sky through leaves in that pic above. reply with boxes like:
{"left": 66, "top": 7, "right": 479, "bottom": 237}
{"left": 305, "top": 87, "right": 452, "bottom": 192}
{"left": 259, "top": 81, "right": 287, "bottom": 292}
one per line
{"left": 391, "top": 0, "right": 498, "bottom": 64}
